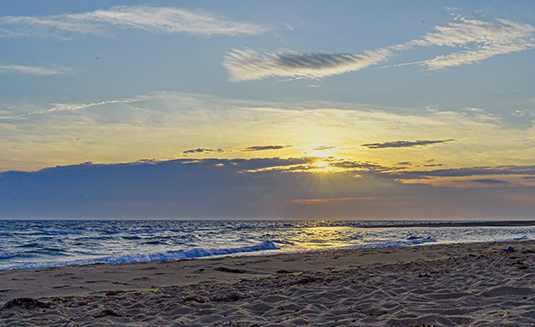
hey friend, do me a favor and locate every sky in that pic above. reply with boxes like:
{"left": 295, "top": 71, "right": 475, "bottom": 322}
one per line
{"left": 1, "top": 1, "right": 534, "bottom": 219}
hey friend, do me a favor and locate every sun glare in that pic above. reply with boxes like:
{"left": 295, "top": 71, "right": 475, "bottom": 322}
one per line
{"left": 303, "top": 158, "right": 347, "bottom": 173}
{"left": 309, "top": 160, "right": 335, "bottom": 173}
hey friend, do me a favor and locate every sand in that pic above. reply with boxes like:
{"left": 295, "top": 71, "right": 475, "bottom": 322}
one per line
{"left": 1, "top": 240, "right": 535, "bottom": 326}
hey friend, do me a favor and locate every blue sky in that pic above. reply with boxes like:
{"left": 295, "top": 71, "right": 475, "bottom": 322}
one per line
{"left": 1, "top": 1, "right": 534, "bottom": 219}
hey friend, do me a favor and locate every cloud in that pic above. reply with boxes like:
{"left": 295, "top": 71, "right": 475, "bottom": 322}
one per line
{"left": 2, "top": 157, "right": 535, "bottom": 219}
{"left": 330, "top": 160, "right": 386, "bottom": 171}
{"left": 405, "top": 19, "right": 534, "bottom": 48}
{"left": 0, "top": 64, "right": 71, "bottom": 75}
{"left": 0, "top": 157, "right": 323, "bottom": 218}
{"left": 2, "top": 92, "right": 535, "bottom": 173}
{"left": 472, "top": 178, "right": 508, "bottom": 184}
{"left": 389, "top": 165, "right": 535, "bottom": 180}
{"left": 183, "top": 148, "right": 223, "bottom": 154}
{"left": 0, "top": 6, "right": 269, "bottom": 38}
{"left": 361, "top": 139, "right": 455, "bottom": 149}
{"left": 399, "top": 18, "right": 535, "bottom": 70}
{"left": 223, "top": 48, "right": 392, "bottom": 82}
{"left": 244, "top": 145, "right": 291, "bottom": 151}
{"left": 312, "top": 145, "right": 335, "bottom": 151}
{"left": 224, "top": 16, "right": 534, "bottom": 81}
{"left": 0, "top": 95, "right": 152, "bottom": 120}
{"left": 246, "top": 157, "right": 386, "bottom": 174}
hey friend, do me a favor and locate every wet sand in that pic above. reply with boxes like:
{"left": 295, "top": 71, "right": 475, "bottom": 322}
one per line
{"left": 1, "top": 240, "right": 535, "bottom": 326}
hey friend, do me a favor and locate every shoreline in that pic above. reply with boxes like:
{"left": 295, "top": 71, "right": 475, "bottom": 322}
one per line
{"left": 2, "top": 240, "right": 535, "bottom": 325}
{"left": 0, "top": 240, "right": 452, "bottom": 299}
{"left": 2, "top": 219, "right": 535, "bottom": 273}
{"left": 0, "top": 236, "right": 526, "bottom": 273}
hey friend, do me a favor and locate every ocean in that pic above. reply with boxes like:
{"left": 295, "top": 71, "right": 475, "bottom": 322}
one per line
{"left": 0, "top": 220, "right": 533, "bottom": 270}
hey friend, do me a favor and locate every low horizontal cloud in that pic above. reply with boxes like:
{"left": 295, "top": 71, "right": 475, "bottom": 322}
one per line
{"left": 244, "top": 145, "right": 291, "bottom": 151}
{"left": 389, "top": 165, "right": 535, "bottom": 180}
{"left": 248, "top": 158, "right": 387, "bottom": 173}
{"left": 362, "top": 139, "right": 455, "bottom": 149}
{"left": 183, "top": 148, "right": 223, "bottom": 154}
{"left": 330, "top": 160, "right": 385, "bottom": 171}
{"left": 2, "top": 157, "right": 534, "bottom": 219}
{"left": 224, "top": 48, "right": 392, "bottom": 82}
{"left": 312, "top": 145, "right": 335, "bottom": 151}
{"left": 472, "top": 178, "right": 508, "bottom": 184}
{"left": 0, "top": 6, "right": 269, "bottom": 38}
{"left": 0, "top": 64, "right": 71, "bottom": 75}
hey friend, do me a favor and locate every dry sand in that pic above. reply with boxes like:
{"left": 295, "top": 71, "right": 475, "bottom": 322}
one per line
{"left": 1, "top": 240, "right": 535, "bottom": 326}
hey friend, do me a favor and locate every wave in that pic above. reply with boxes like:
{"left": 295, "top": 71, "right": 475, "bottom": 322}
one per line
{"left": 356, "top": 237, "right": 437, "bottom": 249}
{"left": 18, "top": 243, "right": 40, "bottom": 248}
{"left": 1, "top": 220, "right": 534, "bottom": 271}
{"left": 1, "top": 242, "right": 279, "bottom": 270}
{"left": 0, "top": 253, "right": 16, "bottom": 260}
{"left": 26, "top": 230, "right": 83, "bottom": 236}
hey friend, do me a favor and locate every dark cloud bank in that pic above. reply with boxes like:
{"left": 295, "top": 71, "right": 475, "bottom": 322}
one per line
{"left": 1, "top": 159, "right": 534, "bottom": 219}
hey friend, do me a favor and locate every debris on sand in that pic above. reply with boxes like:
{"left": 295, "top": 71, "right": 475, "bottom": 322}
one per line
{"left": 1, "top": 298, "right": 52, "bottom": 310}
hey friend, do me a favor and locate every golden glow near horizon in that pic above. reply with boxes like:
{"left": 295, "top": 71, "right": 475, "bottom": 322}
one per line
{"left": 1, "top": 93, "right": 535, "bottom": 189}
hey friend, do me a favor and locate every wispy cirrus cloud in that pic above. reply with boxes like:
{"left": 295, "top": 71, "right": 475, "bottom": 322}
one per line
{"left": 225, "top": 16, "right": 534, "bottom": 81}
{"left": 0, "top": 6, "right": 270, "bottom": 38}
{"left": 0, "top": 95, "right": 152, "bottom": 120}
{"left": 223, "top": 48, "right": 392, "bottom": 82}
{"left": 361, "top": 139, "right": 455, "bottom": 149}
{"left": 399, "top": 18, "right": 535, "bottom": 70}
{"left": 0, "top": 64, "right": 71, "bottom": 75}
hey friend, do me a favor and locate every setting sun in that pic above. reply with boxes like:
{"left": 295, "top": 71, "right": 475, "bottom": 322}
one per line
{"left": 309, "top": 160, "right": 340, "bottom": 173}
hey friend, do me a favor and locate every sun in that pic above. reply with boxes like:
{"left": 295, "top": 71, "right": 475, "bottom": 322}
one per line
{"left": 303, "top": 145, "right": 345, "bottom": 173}
{"left": 308, "top": 159, "right": 343, "bottom": 173}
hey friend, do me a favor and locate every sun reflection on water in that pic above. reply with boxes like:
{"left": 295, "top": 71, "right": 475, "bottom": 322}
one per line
{"left": 288, "top": 226, "right": 360, "bottom": 251}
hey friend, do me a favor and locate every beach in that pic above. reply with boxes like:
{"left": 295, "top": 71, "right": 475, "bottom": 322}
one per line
{"left": 1, "top": 240, "right": 535, "bottom": 326}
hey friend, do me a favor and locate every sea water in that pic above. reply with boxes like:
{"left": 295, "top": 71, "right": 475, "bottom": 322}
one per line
{"left": 0, "top": 220, "right": 533, "bottom": 270}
